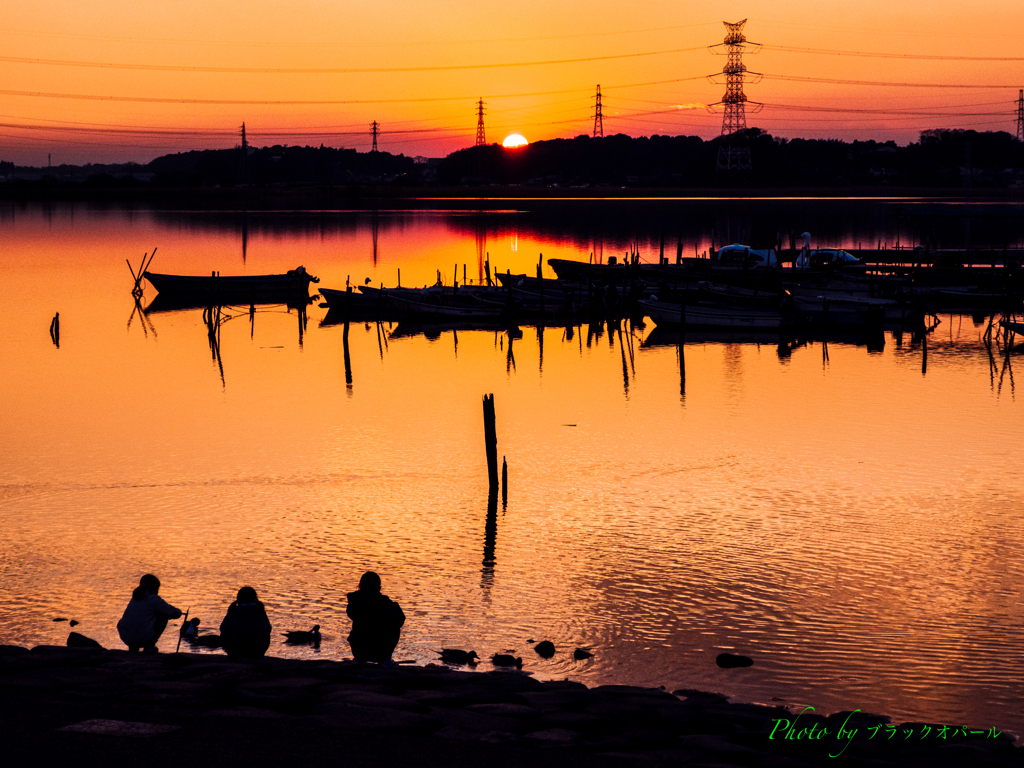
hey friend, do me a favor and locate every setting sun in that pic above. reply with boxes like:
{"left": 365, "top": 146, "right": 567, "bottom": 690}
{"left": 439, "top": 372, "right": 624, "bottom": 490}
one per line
{"left": 502, "top": 134, "right": 529, "bottom": 148}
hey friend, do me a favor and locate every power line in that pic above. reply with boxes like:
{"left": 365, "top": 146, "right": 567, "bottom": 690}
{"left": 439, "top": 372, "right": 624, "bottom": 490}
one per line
{"left": 0, "top": 77, "right": 710, "bottom": 106}
{"left": 764, "top": 44, "right": 1024, "bottom": 62}
{"left": 762, "top": 74, "right": 1021, "bottom": 89}
{"left": 593, "top": 85, "right": 604, "bottom": 138}
{"left": 0, "top": 46, "right": 709, "bottom": 75}
{"left": 0, "top": 22, "right": 719, "bottom": 49}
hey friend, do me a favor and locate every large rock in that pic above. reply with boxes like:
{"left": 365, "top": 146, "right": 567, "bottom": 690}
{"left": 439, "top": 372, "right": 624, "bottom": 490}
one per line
{"left": 313, "top": 702, "right": 440, "bottom": 735}
{"left": 322, "top": 690, "right": 429, "bottom": 713}
{"left": 429, "top": 707, "right": 531, "bottom": 735}
{"left": 66, "top": 632, "right": 102, "bottom": 649}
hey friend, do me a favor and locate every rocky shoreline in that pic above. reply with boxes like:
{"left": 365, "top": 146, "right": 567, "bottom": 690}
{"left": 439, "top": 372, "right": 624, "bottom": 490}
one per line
{"left": 1, "top": 644, "right": 1020, "bottom": 767}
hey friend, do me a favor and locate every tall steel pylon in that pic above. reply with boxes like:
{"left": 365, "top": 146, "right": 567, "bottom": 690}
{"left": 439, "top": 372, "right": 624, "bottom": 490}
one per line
{"left": 240, "top": 122, "right": 248, "bottom": 180}
{"left": 708, "top": 20, "right": 761, "bottom": 173}
{"left": 476, "top": 99, "right": 486, "bottom": 146}
{"left": 370, "top": 120, "right": 380, "bottom": 152}
{"left": 593, "top": 85, "right": 604, "bottom": 138}
{"left": 1017, "top": 89, "right": 1023, "bottom": 141}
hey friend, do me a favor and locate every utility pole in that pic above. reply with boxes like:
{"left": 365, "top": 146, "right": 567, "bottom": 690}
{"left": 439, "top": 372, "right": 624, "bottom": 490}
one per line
{"left": 476, "top": 99, "right": 486, "bottom": 147}
{"left": 370, "top": 120, "right": 380, "bottom": 152}
{"left": 593, "top": 85, "right": 604, "bottom": 138}
{"left": 1017, "top": 89, "right": 1023, "bottom": 141}
{"left": 709, "top": 20, "right": 761, "bottom": 174}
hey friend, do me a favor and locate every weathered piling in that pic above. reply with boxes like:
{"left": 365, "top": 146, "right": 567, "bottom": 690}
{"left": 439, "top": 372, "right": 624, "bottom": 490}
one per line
{"left": 482, "top": 394, "right": 498, "bottom": 493}
{"left": 343, "top": 318, "right": 353, "bottom": 390}
{"left": 537, "top": 255, "right": 545, "bottom": 320}
{"left": 501, "top": 456, "right": 508, "bottom": 507}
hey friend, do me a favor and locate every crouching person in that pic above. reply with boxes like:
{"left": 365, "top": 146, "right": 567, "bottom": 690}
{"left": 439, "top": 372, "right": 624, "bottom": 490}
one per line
{"left": 220, "top": 586, "right": 272, "bottom": 659}
{"left": 346, "top": 571, "right": 405, "bottom": 667}
{"left": 116, "top": 574, "right": 182, "bottom": 653}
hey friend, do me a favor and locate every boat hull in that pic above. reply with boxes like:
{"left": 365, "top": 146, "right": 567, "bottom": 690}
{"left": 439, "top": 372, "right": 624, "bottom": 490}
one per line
{"left": 145, "top": 270, "right": 317, "bottom": 300}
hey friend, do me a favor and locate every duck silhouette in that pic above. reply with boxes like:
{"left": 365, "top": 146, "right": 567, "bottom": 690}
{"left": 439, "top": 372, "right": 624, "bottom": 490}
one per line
{"left": 179, "top": 617, "right": 200, "bottom": 639}
{"left": 439, "top": 649, "right": 479, "bottom": 665}
{"left": 573, "top": 648, "right": 593, "bottom": 660}
{"left": 283, "top": 625, "right": 321, "bottom": 644}
{"left": 491, "top": 653, "right": 523, "bottom": 668}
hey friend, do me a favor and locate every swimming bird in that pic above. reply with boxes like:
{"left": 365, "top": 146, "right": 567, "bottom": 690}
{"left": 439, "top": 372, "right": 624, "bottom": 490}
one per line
{"left": 573, "top": 648, "right": 593, "bottom": 660}
{"left": 283, "top": 625, "right": 321, "bottom": 644}
{"left": 491, "top": 653, "right": 523, "bottom": 668}
{"left": 179, "top": 617, "right": 200, "bottom": 638}
{"left": 439, "top": 649, "right": 479, "bottom": 665}
{"left": 716, "top": 653, "right": 753, "bottom": 669}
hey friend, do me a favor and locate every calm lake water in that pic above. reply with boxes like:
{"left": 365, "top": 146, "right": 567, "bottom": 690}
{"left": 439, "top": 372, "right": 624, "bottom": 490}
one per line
{"left": 1, "top": 199, "right": 1022, "bottom": 737}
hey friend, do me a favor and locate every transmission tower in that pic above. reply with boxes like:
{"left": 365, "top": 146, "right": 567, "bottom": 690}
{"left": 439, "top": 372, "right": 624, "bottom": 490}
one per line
{"left": 240, "top": 122, "right": 248, "bottom": 180}
{"left": 708, "top": 20, "right": 761, "bottom": 173}
{"left": 476, "top": 99, "right": 487, "bottom": 147}
{"left": 370, "top": 120, "right": 380, "bottom": 152}
{"left": 1017, "top": 89, "right": 1023, "bottom": 141}
{"left": 593, "top": 85, "right": 604, "bottom": 138}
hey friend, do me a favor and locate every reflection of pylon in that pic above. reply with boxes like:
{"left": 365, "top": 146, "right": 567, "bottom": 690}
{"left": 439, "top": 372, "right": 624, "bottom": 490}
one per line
{"left": 708, "top": 20, "right": 762, "bottom": 173}
{"left": 593, "top": 85, "right": 604, "bottom": 138}
{"left": 1017, "top": 89, "right": 1023, "bottom": 141}
{"left": 371, "top": 120, "right": 379, "bottom": 152}
{"left": 476, "top": 99, "right": 486, "bottom": 146}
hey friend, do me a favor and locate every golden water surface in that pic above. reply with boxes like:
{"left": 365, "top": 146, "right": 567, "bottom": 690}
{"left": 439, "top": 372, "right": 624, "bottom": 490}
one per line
{"left": 1, "top": 203, "right": 1022, "bottom": 737}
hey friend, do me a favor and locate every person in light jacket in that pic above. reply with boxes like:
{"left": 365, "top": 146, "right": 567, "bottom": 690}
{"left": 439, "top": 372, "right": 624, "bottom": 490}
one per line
{"left": 116, "top": 574, "right": 182, "bottom": 652}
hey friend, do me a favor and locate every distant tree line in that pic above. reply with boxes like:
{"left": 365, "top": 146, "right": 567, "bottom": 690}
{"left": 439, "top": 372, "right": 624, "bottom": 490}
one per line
{"left": 438, "top": 128, "right": 1024, "bottom": 188}
{"left": 2, "top": 129, "right": 1022, "bottom": 192}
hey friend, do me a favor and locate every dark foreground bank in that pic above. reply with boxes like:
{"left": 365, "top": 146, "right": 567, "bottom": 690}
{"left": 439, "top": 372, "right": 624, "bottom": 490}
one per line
{"left": 0, "top": 645, "right": 1020, "bottom": 768}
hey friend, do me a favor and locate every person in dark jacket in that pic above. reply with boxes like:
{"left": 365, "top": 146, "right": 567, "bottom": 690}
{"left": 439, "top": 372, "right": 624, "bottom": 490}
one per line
{"left": 219, "top": 586, "right": 272, "bottom": 659}
{"left": 116, "top": 574, "right": 182, "bottom": 653}
{"left": 346, "top": 571, "right": 405, "bottom": 666}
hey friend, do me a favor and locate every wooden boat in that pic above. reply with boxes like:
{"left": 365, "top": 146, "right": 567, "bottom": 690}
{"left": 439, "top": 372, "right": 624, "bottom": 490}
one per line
{"left": 790, "top": 292, "right": 924, "bottom": 325}
{"left": 145, "top": 266, "right": 318, "bottom": 298}
{"left": 639, "top": 299, "right": 789, "bottom": 329}
{"left": 320, "top": 286, "right": 390, "bottom": 311}
{"left": 387, "top": 292, "right": 509, "bottom": 321}
{"left": 1000, "top": 319, "right": 1024, "bottom": 335}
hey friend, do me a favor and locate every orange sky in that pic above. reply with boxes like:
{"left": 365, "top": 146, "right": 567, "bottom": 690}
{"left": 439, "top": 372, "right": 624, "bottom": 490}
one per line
{"left": 1, "top": 2, "right": 1023, "bottom": 165}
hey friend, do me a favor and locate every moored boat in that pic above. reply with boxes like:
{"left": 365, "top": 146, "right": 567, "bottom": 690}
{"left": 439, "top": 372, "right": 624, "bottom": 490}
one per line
{"left": 145, "top": 266, "right": 319, "bottom": 298}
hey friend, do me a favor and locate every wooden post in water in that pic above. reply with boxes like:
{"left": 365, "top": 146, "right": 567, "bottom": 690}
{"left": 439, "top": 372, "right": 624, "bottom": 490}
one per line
{"left": 501, "top": 456, "right": 508, "bottom": 507}
{"left": 482, "top": 394, "right": 499, "bottom": 494}
{"left": 343, "top": 318, "right": 353, "bottom": 390}
{"left": 537, "top": 255, "right": 545, "bottom": 320}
